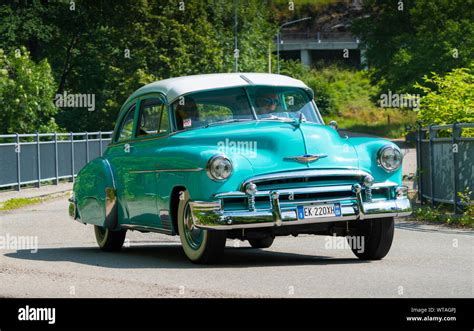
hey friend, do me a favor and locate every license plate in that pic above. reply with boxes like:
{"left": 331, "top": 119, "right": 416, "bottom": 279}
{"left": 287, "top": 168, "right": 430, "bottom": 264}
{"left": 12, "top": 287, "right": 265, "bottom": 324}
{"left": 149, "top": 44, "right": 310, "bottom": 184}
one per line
{"left": 297, "top": 203, "right": 342, "bottom": 219}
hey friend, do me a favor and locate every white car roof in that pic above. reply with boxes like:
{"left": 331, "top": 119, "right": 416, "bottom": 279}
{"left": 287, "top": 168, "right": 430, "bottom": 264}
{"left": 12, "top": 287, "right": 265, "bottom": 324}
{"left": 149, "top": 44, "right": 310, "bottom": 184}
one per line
{"left": 126, "top": 72, "right": 313, "bottom": 104}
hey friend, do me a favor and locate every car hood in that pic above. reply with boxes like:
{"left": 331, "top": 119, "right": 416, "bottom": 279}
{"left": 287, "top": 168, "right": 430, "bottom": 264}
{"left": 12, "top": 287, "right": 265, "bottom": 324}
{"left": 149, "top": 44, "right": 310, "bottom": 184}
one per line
{"left": 171, "top": 121, "right": 359, "bottom": 176}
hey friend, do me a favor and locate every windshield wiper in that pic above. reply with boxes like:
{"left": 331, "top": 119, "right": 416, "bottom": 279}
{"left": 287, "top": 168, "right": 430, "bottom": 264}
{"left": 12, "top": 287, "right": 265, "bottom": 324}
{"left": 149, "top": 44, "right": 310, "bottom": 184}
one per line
{"left": 204, "top": 119, "right": 252, "bottom": 128}
{"left": 259, "top": 117, "right": 295, "bottom": 122}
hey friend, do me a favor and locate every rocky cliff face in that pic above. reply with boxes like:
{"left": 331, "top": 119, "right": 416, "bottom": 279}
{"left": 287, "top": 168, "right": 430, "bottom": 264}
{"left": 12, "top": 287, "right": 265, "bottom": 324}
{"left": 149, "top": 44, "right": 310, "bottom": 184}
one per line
{"left": 273, "top": 0, "right": 366, "bottom": 33}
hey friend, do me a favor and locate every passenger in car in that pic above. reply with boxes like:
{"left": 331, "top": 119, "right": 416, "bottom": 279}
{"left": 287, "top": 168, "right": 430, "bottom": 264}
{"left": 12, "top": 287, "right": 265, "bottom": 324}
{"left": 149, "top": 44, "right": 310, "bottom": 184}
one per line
{"left": 175, "top": 97, "right": 200, "bottom": 130}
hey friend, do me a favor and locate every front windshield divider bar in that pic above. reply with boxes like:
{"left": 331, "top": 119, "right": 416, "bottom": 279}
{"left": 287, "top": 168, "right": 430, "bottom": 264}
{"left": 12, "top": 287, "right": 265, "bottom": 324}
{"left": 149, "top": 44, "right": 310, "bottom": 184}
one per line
{"left": 244, "top": 87, "right": 258, "bottom": 120}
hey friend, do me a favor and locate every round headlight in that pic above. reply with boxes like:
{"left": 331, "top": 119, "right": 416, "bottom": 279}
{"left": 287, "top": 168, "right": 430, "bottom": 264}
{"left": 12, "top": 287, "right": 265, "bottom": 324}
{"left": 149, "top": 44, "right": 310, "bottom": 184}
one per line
{"left": 377, "top": 145, "right": 403, "bottom": 172}
{"left": 207, "top": 155, "right": 233, "bottom": 181}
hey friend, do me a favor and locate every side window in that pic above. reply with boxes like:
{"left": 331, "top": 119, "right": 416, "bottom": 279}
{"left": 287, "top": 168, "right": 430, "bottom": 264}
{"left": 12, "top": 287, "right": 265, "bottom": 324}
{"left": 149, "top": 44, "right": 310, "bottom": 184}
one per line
{"left": 137, "top": 98, "right": 169, "bottom": 136}
{"left": 197, "top": 104, "right": 233, "bottom": 123}
{"left": 117, "top": 105, "right": 136, "bottom": 143}
{"left": 159, "top": 105, "right": 169, "bottom": 133}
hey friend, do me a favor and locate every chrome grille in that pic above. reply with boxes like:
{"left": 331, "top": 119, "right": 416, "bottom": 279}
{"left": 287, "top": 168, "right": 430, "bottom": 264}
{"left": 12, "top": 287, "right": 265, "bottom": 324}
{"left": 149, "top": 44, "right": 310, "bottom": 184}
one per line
{"left": 222, "top": 169, "right": 373, "bottom": 211}
{"left": 240, "top": 169, "right": 368, "bottom": 191}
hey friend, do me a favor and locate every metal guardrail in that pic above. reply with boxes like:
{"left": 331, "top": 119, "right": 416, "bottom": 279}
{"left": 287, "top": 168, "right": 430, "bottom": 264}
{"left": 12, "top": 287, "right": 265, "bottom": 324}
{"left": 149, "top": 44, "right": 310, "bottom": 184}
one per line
{"left": 416, "top": 123, "right": 474, "bottom": 214}
{"left": 0, "top": 131, "right": 113, "bottom": 190}
{"left": 280, "top": 31, "right": 359, "bottom": 43}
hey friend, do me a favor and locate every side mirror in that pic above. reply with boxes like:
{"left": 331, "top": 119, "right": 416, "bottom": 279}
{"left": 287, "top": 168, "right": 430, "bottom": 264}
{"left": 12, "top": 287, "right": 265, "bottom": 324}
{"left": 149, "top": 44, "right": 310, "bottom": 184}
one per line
{"left": 328, "top": 120, "right": 338, "bottom": 130}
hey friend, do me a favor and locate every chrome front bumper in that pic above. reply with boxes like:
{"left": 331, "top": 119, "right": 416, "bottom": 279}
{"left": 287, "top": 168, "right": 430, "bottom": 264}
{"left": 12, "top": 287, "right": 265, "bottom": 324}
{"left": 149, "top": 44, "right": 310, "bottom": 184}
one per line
{"left": 189, "top": 184, "right": 412, "bottom": 230}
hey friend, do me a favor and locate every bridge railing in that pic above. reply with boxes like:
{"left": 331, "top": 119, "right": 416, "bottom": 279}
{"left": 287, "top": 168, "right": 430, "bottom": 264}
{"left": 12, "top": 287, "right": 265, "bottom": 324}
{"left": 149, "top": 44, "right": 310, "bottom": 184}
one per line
{"left": 280, "top": 31, "right": 359, "bottom": 43}
{"left": 0, "top": 131, "right": 113, "bottom": 190}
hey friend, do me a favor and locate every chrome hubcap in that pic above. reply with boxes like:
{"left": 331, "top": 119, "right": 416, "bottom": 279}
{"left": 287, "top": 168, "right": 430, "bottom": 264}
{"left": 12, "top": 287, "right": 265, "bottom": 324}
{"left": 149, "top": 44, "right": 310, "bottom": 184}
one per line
{"left": 183, "top": 202, "right": 203, "bottom": 250}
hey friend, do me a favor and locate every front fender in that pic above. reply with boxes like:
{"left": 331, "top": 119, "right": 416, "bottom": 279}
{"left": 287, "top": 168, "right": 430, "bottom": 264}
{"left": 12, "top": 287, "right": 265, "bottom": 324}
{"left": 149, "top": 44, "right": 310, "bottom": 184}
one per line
{"left": 155, "top": 146, "right": 255, "bottom": 201}
{"left": 348, "top": 137, "right": 403, "bottom": 184}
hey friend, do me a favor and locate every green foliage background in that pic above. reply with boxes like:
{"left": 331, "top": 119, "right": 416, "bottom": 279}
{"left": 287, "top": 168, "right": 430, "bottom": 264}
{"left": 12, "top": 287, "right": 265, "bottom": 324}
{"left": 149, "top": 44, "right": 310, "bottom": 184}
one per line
{"left": 0, "top": 0, "right": 275, "bottom": 133}
{"left": 0, "top": 0, "right": 472, "bottom": 136}
{"left": 352, "top": 0, "right": 474, "bottom": 94}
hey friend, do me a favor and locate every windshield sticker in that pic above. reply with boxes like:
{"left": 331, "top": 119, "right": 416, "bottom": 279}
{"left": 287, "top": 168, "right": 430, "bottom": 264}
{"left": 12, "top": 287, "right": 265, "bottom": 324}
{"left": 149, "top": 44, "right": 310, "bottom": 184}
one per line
{"left": 183, "top": 118, "right": 192, "bottom": 128}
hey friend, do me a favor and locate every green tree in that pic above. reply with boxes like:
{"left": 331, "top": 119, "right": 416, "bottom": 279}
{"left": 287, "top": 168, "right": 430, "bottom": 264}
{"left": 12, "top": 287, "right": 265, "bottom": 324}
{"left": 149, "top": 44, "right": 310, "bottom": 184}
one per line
{"left": 0, "top": 0, "right": 276, "bottom": 132}
{"left": 0, "top": 47, "right": 59, "bottom": 134}
{"left": 352, "top": 0, "right": 474, "bottom": 94}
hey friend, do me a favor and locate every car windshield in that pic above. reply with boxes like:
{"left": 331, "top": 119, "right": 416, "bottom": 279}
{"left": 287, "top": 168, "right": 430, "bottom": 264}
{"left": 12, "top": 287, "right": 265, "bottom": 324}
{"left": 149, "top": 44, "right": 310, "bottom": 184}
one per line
{"left": 171, "top": 86, "right": 321, "bottom": 131}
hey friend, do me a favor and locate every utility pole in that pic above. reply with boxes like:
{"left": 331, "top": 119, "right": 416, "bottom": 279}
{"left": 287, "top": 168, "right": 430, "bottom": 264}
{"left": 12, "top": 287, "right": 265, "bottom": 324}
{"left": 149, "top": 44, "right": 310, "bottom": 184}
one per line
{"left": 234, "top": 0, "right": 238, "bottom": 72}
{"left": 268, "top": 43, "right": 272, "bottom": 73}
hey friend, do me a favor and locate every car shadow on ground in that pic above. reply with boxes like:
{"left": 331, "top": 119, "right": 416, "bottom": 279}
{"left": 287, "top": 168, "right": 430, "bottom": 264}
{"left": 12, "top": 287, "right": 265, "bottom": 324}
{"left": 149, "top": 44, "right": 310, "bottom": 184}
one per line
{"left": 5, "top": 243, "right": 371, "bottom": 269}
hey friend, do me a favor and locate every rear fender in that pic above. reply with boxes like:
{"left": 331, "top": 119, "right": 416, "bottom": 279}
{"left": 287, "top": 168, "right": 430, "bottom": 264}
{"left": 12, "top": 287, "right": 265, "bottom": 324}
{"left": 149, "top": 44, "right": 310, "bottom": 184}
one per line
{"left": 73, "top": 158, "right": 118, "bottom": 229}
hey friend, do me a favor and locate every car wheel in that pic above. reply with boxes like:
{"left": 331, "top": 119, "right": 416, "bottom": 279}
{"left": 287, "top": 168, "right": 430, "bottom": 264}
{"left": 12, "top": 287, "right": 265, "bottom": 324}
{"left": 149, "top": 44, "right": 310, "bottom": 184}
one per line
{"left": 349, "top": 217, "right": 394, "bottom": 260}
{"left": 178, "top": 191, "right": 226, "bottom": 264}
{"left": 248, "top": 236, "right": 274, "bottom": 249}
{"left": 94, "top": 225, "right": 127, "bottom": 252}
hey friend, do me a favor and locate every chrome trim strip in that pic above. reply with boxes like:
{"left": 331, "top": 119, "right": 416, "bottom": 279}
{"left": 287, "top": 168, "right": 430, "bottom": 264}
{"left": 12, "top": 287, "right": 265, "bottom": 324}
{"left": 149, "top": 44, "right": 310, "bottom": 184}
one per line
{"left": 372, "top": 181, "right": 398, "bottom": 188}
{"left": 240, "top": 74, "right": 254, "bottom": 84}
{"left": 214, "top": 185, "right": 354, "bottom": 199}
{"left": 240, "top": 169, "right": 369, "bottom": 190}
{"left": 214, "top": 191, "right": 248, "bottom": 198}
{"left": 280, "top": 196, "right": 354, "bottom": 206}
{"left": 104, "top": 159, "right": 116, "bottom": 189}
{"left": 257, "top": 185, "right": 354, "bottom": 196}
{"left": 215, "top": 182, "right": 396, "bottom": 199}
{"left": 129, "top": 167, "right": 203, "bottom": 174}
{"left": 121, "top": 224, "right": 174, "bottom": 235}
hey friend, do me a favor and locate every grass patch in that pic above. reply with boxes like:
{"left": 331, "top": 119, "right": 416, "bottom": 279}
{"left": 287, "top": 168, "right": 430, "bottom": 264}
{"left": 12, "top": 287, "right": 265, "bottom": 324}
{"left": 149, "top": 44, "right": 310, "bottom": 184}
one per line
{"left": 412, "top": 204, "right": 474, "bottom": 228}
{"left": 327, "top": 108, "right": 417, "bottom": 138}
{"left": 0, "top": 197, "right": 44, "bottom": 211}
{"left": 283, "top": 63, "right": 418, "bottom": 139}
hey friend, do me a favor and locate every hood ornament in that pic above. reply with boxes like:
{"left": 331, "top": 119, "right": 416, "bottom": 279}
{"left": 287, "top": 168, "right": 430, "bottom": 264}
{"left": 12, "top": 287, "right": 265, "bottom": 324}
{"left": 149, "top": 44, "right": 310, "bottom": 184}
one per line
{"left": 284, "top": 154, "right": 328, "bottom": 163}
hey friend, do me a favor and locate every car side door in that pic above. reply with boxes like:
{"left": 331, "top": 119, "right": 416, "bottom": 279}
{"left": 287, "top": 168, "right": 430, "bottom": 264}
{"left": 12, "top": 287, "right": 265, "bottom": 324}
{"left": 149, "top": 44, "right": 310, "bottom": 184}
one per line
{"left": 124, "top": 95, "right": 170, "bottom": 228}
{"left": 105, "top": 101, "right": 142, "bottom": 226}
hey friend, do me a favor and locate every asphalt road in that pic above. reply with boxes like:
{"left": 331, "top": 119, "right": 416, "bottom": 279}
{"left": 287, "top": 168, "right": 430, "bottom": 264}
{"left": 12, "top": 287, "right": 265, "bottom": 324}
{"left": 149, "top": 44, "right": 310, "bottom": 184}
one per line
{"left": 0, "top": 198, "right": 472, "bottom": 298}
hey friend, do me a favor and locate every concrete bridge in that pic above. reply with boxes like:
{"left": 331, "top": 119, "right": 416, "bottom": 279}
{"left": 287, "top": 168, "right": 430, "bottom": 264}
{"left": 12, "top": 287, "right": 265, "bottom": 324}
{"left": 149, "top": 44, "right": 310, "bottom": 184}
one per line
{"left": 277, "top": 31, "right": 365, "bottom": 68}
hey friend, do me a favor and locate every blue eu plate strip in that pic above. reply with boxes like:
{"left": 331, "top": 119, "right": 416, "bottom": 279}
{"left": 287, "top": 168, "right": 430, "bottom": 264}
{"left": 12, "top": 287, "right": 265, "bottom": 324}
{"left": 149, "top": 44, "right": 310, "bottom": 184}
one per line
{"left": 297, "top": 205, "right": 305, "bottom": 219}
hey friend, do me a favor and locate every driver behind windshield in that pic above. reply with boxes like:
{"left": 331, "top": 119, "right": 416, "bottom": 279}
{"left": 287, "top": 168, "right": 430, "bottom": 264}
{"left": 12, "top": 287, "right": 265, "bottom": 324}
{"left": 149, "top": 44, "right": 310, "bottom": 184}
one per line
{"left": 255, "top": 92, "right": 281, "bottom": 118}
{"left": 254, "top": 89, "right": 306, "bottom": 121}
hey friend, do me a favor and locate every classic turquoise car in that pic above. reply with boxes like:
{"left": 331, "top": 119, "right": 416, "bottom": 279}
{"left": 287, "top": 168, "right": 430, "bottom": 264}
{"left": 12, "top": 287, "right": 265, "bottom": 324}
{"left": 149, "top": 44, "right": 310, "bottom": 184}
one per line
{"left": 69, "top": 73, "right": 411, "bottom": 263}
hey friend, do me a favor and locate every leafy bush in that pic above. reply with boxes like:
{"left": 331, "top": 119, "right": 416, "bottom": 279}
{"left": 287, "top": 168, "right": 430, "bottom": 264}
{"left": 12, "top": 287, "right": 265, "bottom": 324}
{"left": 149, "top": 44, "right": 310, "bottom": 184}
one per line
{"left": 415, "top": 64, "right": 474, "bottom": 136}
{"left": 0, "top": 47, "right": 60, "bottom": 134}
